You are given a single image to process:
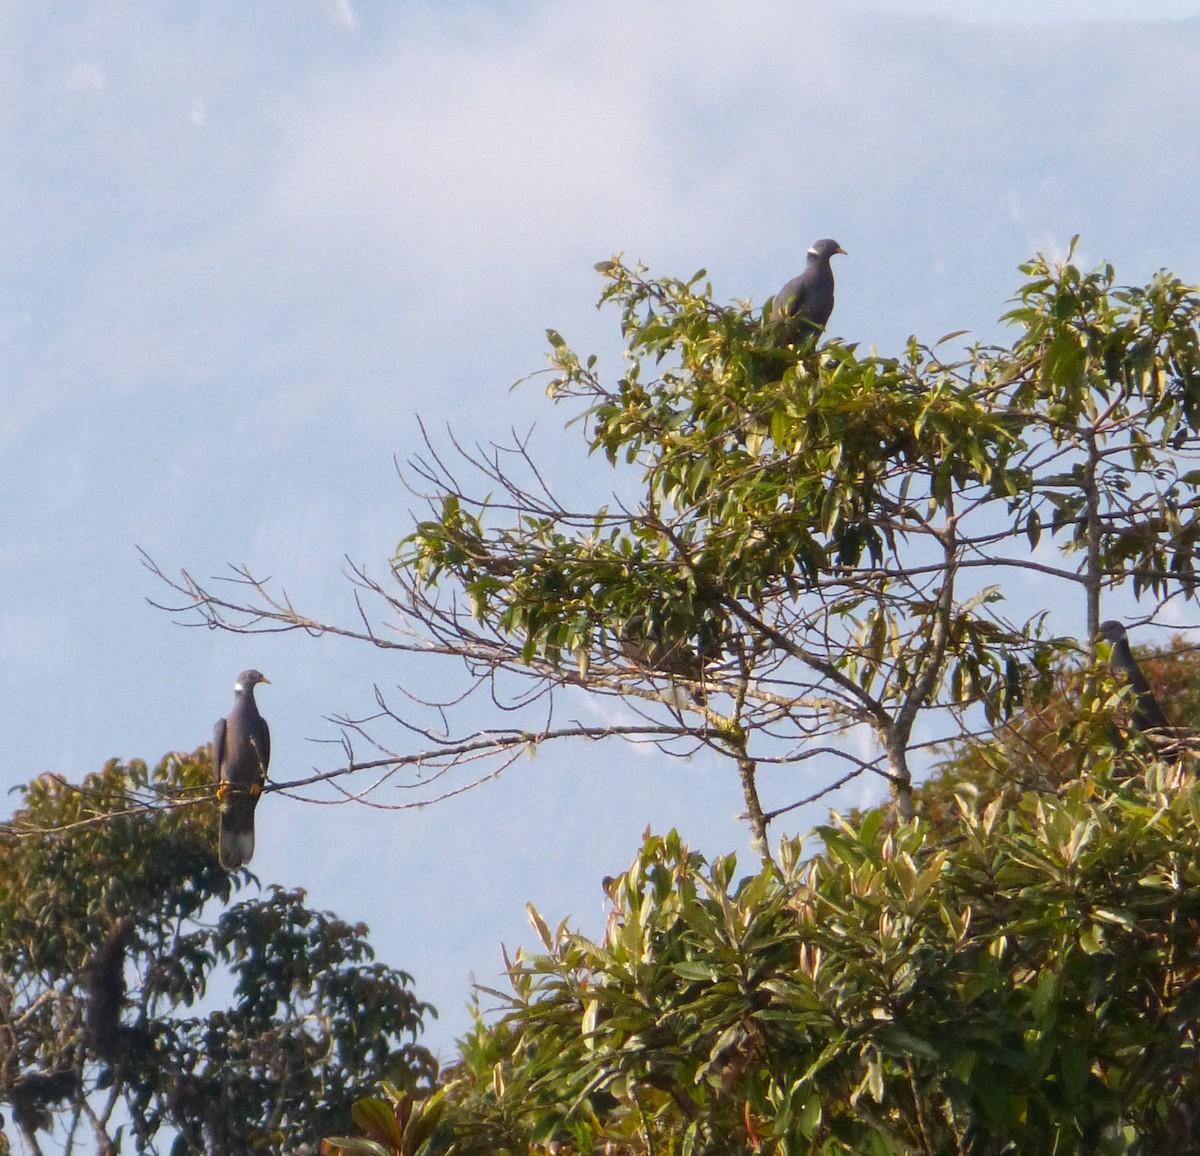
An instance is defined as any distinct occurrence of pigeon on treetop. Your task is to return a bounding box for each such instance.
[212,669,271,870]
[769,238,846,347]
[1096,620,1171,737]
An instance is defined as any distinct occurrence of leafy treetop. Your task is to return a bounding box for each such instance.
[147,244,1200,851]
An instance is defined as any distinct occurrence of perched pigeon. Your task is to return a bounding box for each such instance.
[1097,621,1171,737]
[770,238,846,347]
[617,615,719,704]
[212,670,271,869]
[618,621,707,683]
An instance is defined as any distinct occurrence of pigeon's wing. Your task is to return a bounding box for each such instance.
[1104,630,1173,735]
[1122,659,1171,733]
[212,718,227,785]
[256,717,271,781]
[773,274,810,322]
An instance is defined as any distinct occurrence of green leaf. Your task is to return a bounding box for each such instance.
[323,1139,395,1156]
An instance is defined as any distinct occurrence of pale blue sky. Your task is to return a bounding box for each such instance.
[3,2,1199,1059]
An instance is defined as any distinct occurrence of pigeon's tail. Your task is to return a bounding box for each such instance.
[219,803,257,870]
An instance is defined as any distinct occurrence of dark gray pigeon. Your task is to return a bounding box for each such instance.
[770,238,846,347]
[1097,621,1171,737]
[213,669,271,870]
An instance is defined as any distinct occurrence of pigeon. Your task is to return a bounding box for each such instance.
[617,615,718,704]
[212,670,271,869]
[618,621,708,683]
[1097,621,1171,737]
[769,238,846,347]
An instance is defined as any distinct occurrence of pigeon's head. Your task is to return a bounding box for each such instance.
[234,670,271,692]
[1097,621,1128,646]
[807,238,847,262]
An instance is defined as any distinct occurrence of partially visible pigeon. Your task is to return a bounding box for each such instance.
[770,238,846,347]
[1097,621,1171,737]
[212,670,271,869]
[617,614,721,704]
[618,620,707,683]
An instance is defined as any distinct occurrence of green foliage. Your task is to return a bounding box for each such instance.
[395,775,1200,1155]
[405,259,1026,676]
[0,752,436,1154]
[323,247,1200,1154]
[324,1083,448,1156]
[1001,242,1200,600]
[0,753,230,974]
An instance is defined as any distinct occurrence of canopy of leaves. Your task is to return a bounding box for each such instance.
[367,762,1200,1156]
[0,752,436,1156]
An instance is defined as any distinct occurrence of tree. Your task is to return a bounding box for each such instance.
[380,772,1200,1156]
[146,241,1200,849]
[0,751,436,1155]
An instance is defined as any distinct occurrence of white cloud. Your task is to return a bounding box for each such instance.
[331,0,359,33]
[263,30,663,278]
